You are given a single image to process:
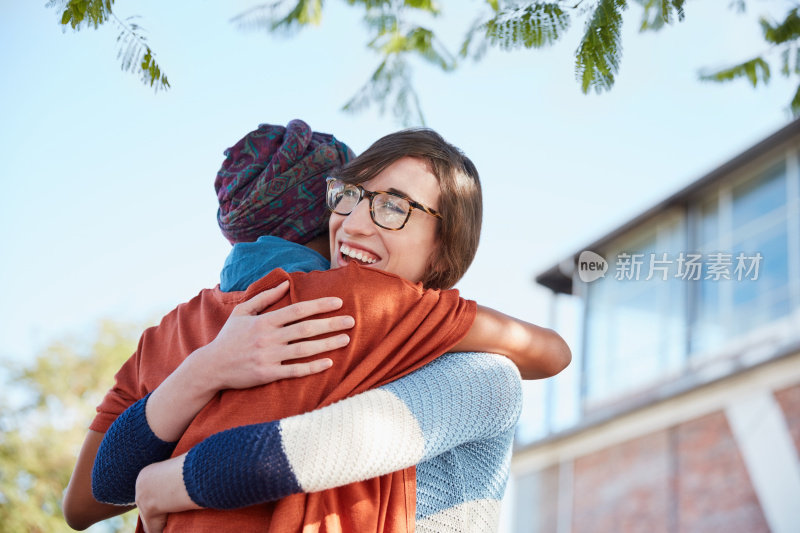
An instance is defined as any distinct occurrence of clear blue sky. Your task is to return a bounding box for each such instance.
[0,0,794,365]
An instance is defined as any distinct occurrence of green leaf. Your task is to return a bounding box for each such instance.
[346,0,393,9]
[575,0,628,94]
[343,55,424,126]
[346,0,438,16]
[57,0,114,30]
[491,3,570,50]
[790,83,800,116]
[760,8,800,45]
[50,0,168,92]
[231,0,324,35]
[364,12,399,34]
[402,0,439,13]
[274,0,324,30]
[461,3,571,59]
[782,47,791,76]
[700,57,771,88]
[795,46,800,74]
[406,26,456,70]
[638,0,685,32]
[459,16,490,60]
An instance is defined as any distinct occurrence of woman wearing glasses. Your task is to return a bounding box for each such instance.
[70,125,570,532]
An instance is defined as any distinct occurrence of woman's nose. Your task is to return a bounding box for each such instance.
[341,198,375,235]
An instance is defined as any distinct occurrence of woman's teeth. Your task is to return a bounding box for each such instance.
[340,243,378,264]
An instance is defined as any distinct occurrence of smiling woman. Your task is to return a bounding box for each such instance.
[329,158,443,282]
[329,128,483,289]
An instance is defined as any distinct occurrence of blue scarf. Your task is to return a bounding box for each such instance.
[220,236,330,292]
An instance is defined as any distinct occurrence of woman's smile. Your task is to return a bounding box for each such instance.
[338,242,380,265]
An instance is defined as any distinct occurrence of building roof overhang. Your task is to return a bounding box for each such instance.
[535,118,800,294]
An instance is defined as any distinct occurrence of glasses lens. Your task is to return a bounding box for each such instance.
[327,179,359,214]
[373,193,411,229]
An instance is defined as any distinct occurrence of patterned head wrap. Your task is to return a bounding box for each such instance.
[215,120,355,244]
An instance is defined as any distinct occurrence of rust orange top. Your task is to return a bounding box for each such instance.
[92,262,476,533]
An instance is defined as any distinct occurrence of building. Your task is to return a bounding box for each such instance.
[510,119,800,533]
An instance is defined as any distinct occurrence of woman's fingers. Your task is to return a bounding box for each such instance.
[260,297,346,327]
[276,358,334,380]
[281,333,352,360]
[208,286,356,388]
[232,281,290,316]
[278,315,355,345]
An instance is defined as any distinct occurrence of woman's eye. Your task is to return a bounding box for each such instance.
[384,199,410,218]
[384,199,404,212]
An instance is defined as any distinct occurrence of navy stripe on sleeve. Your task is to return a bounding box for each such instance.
[182,421,302,509]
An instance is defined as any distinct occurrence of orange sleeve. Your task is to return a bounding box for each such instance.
[89,334,145,433]
[89,288,235,433]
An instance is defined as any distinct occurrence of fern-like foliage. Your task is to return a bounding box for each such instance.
[346,8,456,125]
[48,0,169,92]
[700,57,770,88]
[791,83,800,113]
[637,0,685,32]
[363,11,400,35]
[760,7,800,45]
[231,0,437,34]
[344,55,425,125]
[56,0,114,29]
[345,0,439,13]
[230,0,446,125]
[230,0,324,35]
[700,7,800,115]
[45,0,796,119]
[575,0,627,94]
[461,3,571,59]
[404,27,456,70]
[780,46,800,77]
[114,17,170,91]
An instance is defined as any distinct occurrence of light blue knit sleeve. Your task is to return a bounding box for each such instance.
[257,352,523,494]
[382,352,522,462]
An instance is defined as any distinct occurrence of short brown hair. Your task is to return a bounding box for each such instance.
[333,128,482,289]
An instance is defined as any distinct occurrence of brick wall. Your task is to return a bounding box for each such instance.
[572,430,673,533]
[561,411,771,533]
[674,412,769,533]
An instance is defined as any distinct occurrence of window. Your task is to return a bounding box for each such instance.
[582,213,687,405]
[578,155,799,410]
[691,161,793,358]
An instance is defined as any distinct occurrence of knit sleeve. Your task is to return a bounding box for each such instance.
[90,334,146,433]
[182,352,522,508]
[92,393,178,505]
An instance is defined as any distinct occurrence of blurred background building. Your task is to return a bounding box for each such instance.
[508,119,800,533]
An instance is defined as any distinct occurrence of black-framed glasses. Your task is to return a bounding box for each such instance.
[325,177,442,231]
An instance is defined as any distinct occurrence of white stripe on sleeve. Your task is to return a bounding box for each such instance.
[279,388,425,492]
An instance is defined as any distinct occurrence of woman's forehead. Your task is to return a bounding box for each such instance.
[365,157,440,208]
